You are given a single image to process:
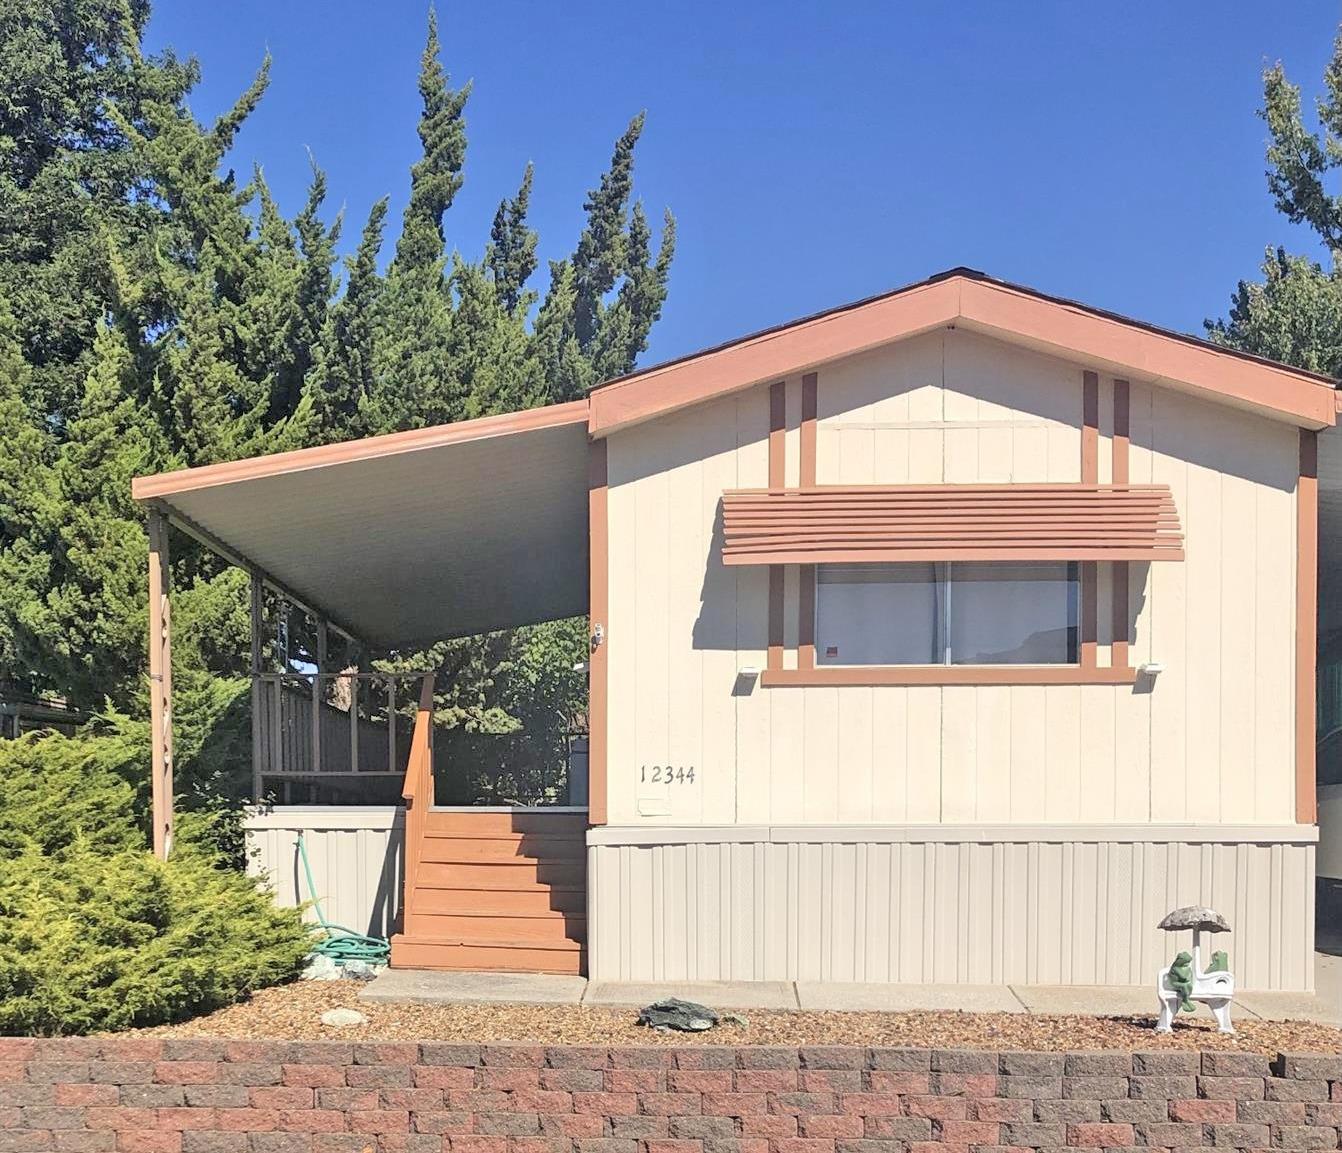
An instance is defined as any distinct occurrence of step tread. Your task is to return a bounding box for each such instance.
[407,911,585,946]
[405,885,579,912]
[411,867,584,894]
[392,933,583,953]
[409,882,586,895]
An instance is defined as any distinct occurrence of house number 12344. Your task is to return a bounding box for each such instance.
[641,765,696,784]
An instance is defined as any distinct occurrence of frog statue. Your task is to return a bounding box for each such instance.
[1165,950,1195,1013]
[1154,906,1235,1034]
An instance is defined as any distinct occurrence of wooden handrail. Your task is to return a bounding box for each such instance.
[400,674,436,926]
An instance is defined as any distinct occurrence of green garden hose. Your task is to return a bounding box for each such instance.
[295,832,390,966]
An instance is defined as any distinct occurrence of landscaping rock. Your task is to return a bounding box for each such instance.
[636,998,718,1032]
[320,1007,368,1027]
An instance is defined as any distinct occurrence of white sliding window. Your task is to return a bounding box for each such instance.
[815,562,1077,666]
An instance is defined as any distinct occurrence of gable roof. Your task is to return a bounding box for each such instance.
[588,268,1339,435]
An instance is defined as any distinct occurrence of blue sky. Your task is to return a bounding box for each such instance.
[144,2,1338,368]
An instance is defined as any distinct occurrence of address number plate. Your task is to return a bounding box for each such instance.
[640,765,696,785]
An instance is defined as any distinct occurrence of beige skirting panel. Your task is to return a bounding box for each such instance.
[586,826,1317,991]
[244,806,404,939]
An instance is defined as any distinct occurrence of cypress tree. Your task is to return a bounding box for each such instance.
[306,197,389,442]
[1211,24,1342,377]
[393,5,469,273]
[0,320,172,707]
[0,0,678,804]
[571,114,644,350]
[367,7,470,432]
[291,159,342,398]
[487,164,539,315]
[0,0,196,429]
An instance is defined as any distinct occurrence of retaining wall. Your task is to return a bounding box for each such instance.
[1,1039,1340,1152]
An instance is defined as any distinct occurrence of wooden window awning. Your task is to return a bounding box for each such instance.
[720,484,1184,565]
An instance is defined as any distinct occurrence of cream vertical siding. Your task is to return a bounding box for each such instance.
[245,806,404,938]
[587,827,1317,991]
[603,328,1302,829]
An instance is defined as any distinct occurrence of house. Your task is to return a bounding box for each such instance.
[132,268,1339,991]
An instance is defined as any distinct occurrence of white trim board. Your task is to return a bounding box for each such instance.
[586,822,1320,847]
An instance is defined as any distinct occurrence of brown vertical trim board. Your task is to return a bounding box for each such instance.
[798,566,817,670]
[1079,562,1098,669]
[1112,379,1131,669]
[588,439,609,826]
[1297,429,1318,825]
[1080,371,1100,668]
[768,568,785,672]
[800,372,818,486]
[147,511,174,860]
[769,380,787,489]
[1081,371,1100,480]
[768,381,787,672]
[1112,378,1130,482]
[798,373,818,668]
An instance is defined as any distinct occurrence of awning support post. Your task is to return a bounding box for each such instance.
[249,574,264,803]
[147,511,174,860]
[312,619,327,775]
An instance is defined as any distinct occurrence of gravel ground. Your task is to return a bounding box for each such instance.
[130,981,1342,1055]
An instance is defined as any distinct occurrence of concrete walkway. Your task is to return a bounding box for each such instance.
[360,950,1342,1025]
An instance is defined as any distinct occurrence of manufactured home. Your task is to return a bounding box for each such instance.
[133,268,1342,991]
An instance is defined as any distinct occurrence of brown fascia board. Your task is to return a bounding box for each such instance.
[586,268,1339,435]
[131,399,590,503]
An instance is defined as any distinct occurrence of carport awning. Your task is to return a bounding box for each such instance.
[132,401,592,649]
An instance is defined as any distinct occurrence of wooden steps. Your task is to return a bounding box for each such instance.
[392,808,587,974]
[390,935,583,974]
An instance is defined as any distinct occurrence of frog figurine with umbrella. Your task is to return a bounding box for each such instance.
[1154,905,1235,1034]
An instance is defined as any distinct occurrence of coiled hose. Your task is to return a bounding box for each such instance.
[296,832,390,966]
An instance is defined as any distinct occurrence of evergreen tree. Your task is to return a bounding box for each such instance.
[306,198,388,442]
[290,159,342,404]
[1210,25,1342,376]
[0,0,676,800]
[365,8,469,432]
[393,6,469,273]
[0,0,196,428]
[531,117,676,402]
[571,114,645,350]
[487,164,538,315]
[0,320,172,706]
[0,296,55,695]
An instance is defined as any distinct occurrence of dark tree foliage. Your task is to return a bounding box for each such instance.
[0,0,674,810]
[1209,23,1342,378]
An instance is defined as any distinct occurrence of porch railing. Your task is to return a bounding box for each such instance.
[400,675,437,906]
[251,670,432,802]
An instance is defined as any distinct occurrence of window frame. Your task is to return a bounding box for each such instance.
[815,560,1079,670]
[762,560,1134,688]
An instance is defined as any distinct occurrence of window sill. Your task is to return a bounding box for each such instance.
[760,665,1138,687]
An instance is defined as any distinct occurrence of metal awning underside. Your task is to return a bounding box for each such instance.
[132,402,591,648]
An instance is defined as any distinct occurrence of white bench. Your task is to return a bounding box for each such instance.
[1155,932,1234,1033]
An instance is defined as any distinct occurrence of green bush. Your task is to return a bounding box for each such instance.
[0,727,312,1035]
